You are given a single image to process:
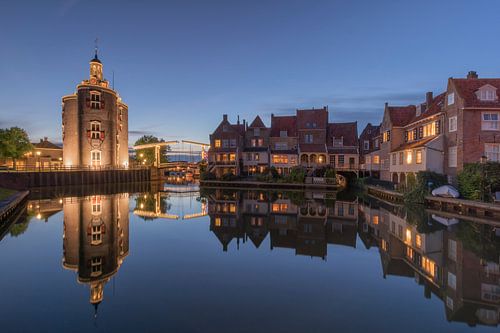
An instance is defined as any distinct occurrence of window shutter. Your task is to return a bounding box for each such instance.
[87,224,92,236]
[100,131,105,140]
[87,130,91,138]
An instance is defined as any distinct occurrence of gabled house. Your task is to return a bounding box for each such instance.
[243,115,270,175]
[443,71,500,181]
[359,123,381,177]
[379,103,416,181]
[269,114,299,175]
[297,107,329,168]
[327,122,359,171]
[389,92,445,184]
[208,114,245,178]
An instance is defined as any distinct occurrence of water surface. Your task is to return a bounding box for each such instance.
[0,185,499,332]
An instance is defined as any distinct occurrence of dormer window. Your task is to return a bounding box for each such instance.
[90,91,101,109]
[363,140,369,151]
[478,87,497,101]
[333,137,343,147]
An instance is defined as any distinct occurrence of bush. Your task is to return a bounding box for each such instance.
[221,172,238,181]
[457,162,500,202]
[403,171,447,204]
[283,166,306,184]
[200,171,216,180]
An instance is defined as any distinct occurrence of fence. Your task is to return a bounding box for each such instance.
[0,165,149,173]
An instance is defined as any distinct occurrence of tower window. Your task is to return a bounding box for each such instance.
[90,257,103,277]
[91,150,101,166]
[91,224,103,245]
[90,91,101,109]
[90,121,101,139]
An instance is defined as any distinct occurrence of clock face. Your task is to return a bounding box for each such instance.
[90,77,97,84]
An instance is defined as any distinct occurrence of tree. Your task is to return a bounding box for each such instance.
[134,135,169,166]
[0,127,33,168]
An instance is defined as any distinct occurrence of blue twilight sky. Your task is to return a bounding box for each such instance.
[1,0,500,145]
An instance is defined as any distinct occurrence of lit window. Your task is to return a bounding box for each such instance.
[447,93,455,106]
[214,140,221,148]
[91,224,103,245]
[405,229,412,244]
[416,150,422,164]
[448,146,457,167]
[272,203,288,212]
[91,196,101,214]
[90,91,101,109]
[383,131,391,142]
[91,150,101,166]
[229,153,236,161]
[449,116,457,132]
[406,150,412,164]
[423,122,436,137]
[90,121,101,139]
[406,246,414,259]
[372,215,379,225]
[416,234,422,249]
[318,155,325,164]
[485,143,500,162]
[272,155,288,164]
[482,112,499,130]
[421,257,436,278]
[373,155,380,164]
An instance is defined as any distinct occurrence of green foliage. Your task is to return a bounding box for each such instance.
[282,166,306,184]
[134,193,170,221]
[458,162,500,202]
[0,127,33,167]
[9,220,30,237]
[403,171,447,204]
[200,170,216,180]
[221,172,238,181]
[324,167,336,179]
[134,135,169,165]
[256,167,280,182]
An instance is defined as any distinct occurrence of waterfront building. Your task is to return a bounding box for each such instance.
[269,114,299,175]
[443,71,500,181]
[379,103,416,181]
[327,122,359,173]
[358,123,381,178]
[62,51,129,168]
[208,114,245,178]
[243,116,270,175]
[297,107,329,168]
[389,92,445,184]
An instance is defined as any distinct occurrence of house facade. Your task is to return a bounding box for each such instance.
[243,116,270,175]
[269,114,299,175]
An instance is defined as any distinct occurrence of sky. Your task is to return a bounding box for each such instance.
[1,0,500,145]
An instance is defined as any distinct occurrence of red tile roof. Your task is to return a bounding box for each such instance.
[359,123,380,141]
[409,92,445,124]
[387,105,416,127]
[231,124,245,136]
[328,122,358,147]
[33,139,62,150]
[296,108,328,129]
[271,115,297,137]
[249,115,266,128]
[451,78,500,108]
[299,143,327,153]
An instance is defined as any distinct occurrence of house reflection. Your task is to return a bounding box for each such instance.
[358,198,500,327]
[206,189,359,259]
[62,194,129,314]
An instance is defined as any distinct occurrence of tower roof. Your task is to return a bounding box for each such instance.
[90,50,101,64]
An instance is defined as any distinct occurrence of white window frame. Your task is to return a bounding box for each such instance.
[485,143,500,162]
[448,116,457,132]
[305,134,313,143]
[448,272,457,290]
[279,130,288,138]
[447,92,455,106]
[90,91,101,109]
[91,224,103,245]
[90,121,101,139]
[448,146,457,168]
[479,89,496,101]
[91,150,102,166]
[481,112,499,131]
[91,257,103,277]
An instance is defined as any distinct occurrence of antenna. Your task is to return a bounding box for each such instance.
[112,70,115,90]
[94,37,99,57]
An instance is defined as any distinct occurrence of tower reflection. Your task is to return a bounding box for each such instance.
[62,193,129,314]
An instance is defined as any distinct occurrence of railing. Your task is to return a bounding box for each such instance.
[0,165,150,173]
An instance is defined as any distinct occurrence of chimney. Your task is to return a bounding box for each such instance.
[223,114,228,121]
[426,91,433,106]
[243,119,246,131]
[237,115,240,125]
[467,71,478,79]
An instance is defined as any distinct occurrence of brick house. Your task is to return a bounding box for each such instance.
[243,116,270,175]
[327,122,359,172]
[269,114,298,175]
[208,114,245,178]
[379,103,416,181]
[389,92,445,184]
[359,123,381,177]
[297,107,329,168]
[443,71,500,181]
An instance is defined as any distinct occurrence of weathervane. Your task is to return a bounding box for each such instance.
[94,37,99,57]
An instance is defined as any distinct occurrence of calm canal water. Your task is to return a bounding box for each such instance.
[0,184,499,332]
